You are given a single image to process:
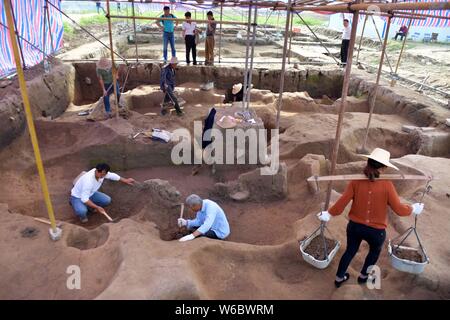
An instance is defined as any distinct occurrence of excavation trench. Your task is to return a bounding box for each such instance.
[1,62,449,248]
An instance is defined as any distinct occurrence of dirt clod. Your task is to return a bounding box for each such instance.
[393,248,425,263]
[20,227,39,238]
[303,235,337,260]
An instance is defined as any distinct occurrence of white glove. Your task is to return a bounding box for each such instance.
[411,203,424,215]
[178,218,188,227]
[179,234,195,242]
[317,211,331,222]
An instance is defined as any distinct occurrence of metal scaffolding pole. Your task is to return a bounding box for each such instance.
[42,0,47,60]
[360,15,393,154]
[219,1,224,63]
[370,15,394,74]
[288,12,293,64]
[108,14,249,26]
[132,0,139,63]
[0,21,48,57]
[292,2,450,12]
[323,6,361,210]
[356,14,368,65]
[295,12,339,65]
[390,17,414,87]
[45,0,54,54]
[9,0,26,68]
[275,0,293,129]
[106,0,120,120]
[245,1,259,109]
[243,5,252,107]
[46,0,126,62]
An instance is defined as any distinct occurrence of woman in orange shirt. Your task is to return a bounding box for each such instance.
[317,148,424,288]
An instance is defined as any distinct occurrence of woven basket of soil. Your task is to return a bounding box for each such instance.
[388,241,429,274]
[300,226,340,269]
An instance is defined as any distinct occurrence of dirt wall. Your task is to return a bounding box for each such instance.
[74,62,344,103]
[0,63,75,151]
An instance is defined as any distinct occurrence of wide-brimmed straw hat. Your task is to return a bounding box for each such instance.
[216,115,237,129]
[232,83,243,95]
[96,57,112,70]
[362,148,399,170]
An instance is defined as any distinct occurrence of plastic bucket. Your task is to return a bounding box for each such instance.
[388,241,429,274]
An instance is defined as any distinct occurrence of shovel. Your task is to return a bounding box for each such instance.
[99,210,119,223]
[34,217,63,228]
[178,203,185,228]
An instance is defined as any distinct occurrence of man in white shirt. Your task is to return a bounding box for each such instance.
[70,163,135,223]
[341,18,351,65]
[182,11,198,65]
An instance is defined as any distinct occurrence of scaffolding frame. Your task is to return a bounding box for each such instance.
[4,0,450,237]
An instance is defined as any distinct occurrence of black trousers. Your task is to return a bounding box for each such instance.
[203,230,219,239]
[394,32,406,41]
[163,87,182,113]
[340,39,350,63]
[185,35,197,65]
[336,221,386,278]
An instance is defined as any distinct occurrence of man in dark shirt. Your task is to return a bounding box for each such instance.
[205,11,217,66]
[394,25,408,41]
[160,57,183,116]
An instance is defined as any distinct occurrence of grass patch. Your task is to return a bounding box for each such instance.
[63,21,75,36]
[79,14,108,27]
[387,41,416,52]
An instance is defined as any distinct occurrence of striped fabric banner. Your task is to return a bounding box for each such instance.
[0,0,63,78]
[390,0,449,27]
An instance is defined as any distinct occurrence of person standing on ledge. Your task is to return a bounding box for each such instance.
[340,16,351,66]
[178,194,230,242]
[156,6,178,64]
[182,11,198,65]
[205,11,217,66]
[317,148,424,288]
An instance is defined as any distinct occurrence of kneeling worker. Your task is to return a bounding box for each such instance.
[223,83,244,104]
[178,194,230,241]
[70,163,136,223]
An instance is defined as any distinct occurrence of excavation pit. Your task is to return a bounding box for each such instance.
[1,59,449,300]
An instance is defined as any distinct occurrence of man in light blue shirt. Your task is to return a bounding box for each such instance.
[156,6,178,63]
[178,194,230,241]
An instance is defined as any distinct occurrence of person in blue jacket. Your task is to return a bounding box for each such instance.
[178,194,230,242]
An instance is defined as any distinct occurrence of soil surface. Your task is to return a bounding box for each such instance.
[393,247,425,263]
[304,235,337,260]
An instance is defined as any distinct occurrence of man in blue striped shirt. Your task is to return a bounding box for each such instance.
[178,194,230,241]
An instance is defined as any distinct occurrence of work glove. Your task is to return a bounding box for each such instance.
[178,218,188,228]
[411,203,424,215]
[179,234,195,242]
[317,211,331,222]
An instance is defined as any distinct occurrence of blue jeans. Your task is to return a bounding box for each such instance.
[103,82,120,113]
[163,32,176,62]
[70,192,111,219]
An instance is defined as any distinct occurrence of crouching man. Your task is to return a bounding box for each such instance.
[178,194,230,241]
[70,163,136,223]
